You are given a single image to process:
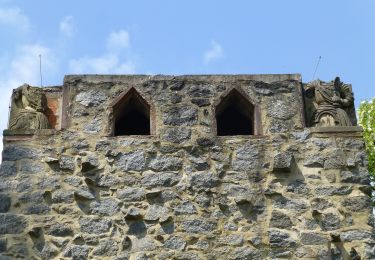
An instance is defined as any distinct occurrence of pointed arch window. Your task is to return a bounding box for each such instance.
[110,88,153,136]
[215,88,257,136]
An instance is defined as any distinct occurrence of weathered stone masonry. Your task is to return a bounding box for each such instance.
[0,74,374,259]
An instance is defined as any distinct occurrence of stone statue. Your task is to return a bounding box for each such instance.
[9,84,51,130]
[305,77,354,127]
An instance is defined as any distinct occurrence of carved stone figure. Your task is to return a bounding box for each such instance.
[305,77,354,127]
[9,84,51,130]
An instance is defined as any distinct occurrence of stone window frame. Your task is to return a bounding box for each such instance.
[105,87,156,136]
[213,86,262,136]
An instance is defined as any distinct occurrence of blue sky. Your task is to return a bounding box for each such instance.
[0,0,374,157]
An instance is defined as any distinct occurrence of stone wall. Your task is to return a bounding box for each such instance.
[0,75,373,259]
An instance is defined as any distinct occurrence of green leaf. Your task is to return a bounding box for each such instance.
[358,97,375,204]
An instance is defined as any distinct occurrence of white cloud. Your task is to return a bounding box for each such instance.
[0,7,30,31]
[6,44,57,87]
[69,54,135,74]
[106,30,130,52]
[69,55,117,74]
[203,40,224,64]
[59,16,76,37]
[113,61,135,74]
[0,43,58,106]
[69,30,135,74]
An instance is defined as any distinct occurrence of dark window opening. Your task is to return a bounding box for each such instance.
[114,89,150,136]
[216,89,254,136]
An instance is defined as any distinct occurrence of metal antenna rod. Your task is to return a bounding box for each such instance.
[39,54,43,87]
[7,91,12,129]
[312,56,322,81]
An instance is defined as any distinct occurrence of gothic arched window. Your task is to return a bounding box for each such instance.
[112,88,151,136]
[215,88,255,136]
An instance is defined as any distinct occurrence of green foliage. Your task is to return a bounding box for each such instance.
[358,98,375,204]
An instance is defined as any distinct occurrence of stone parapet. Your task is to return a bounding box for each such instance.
[0,74,373,259]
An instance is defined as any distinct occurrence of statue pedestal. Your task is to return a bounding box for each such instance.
[309,126,363,138]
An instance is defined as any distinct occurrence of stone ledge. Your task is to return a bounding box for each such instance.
[308,126,363,138]
[3,129,57,136]
[63,74,302,84]
[217,135,269,140]
[309,126,363,133]
[103,135,158,139]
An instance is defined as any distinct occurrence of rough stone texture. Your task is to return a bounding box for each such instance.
[59,155,75,171]
[2,145,40,161]
[144,204,169,221]
[46,224,73,237]
[89,198,120,216]
[141,171,181,188]
[116,151,146,171]
[0,74,373,259]
[270,210,293,229]
[230,247,261,259]
[162,106,197,126]
[188,171,219,190]
[83,116,102,133]
[63,245,89,259]
[0,214,26,234]
[300,232,329,245]
[0,195,11,213]
[117,187,145,201]
[162,127,191,143]
[267,99,296,120]
[341,230,374,242]
[174,200,197,215]
[79,217,111,234]
[19,160,44,175]
[149,155,183,172]
[181,219,216,234]
[232,142,259,171]
[0,238,6,253]
[0,161,16,177]
[92,239,118,256]
[342,196,372,212]
[321,213,341,231]
[269,229,297,247]
[163,236,186,250]
[315,185,353,196]
[75,90,107,107]
[340,170,370,185]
